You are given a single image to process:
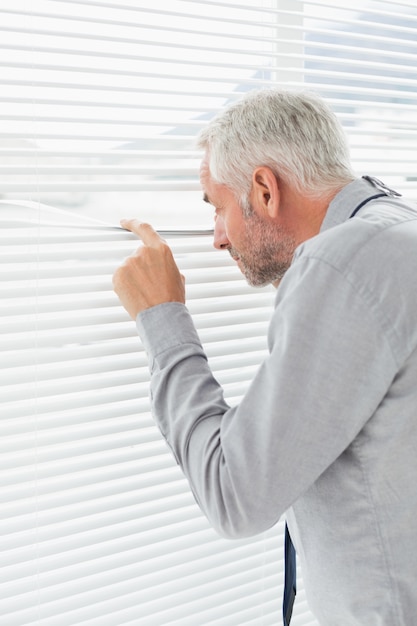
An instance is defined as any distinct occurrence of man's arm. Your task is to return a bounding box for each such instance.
[113,223,398,539]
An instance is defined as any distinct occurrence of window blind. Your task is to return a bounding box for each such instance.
[1,1,417,624]
[2,0,415,227]
[0,200,316,625]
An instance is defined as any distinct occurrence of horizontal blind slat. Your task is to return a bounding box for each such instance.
[1,4,278,33]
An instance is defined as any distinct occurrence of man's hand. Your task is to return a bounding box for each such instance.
[112,219,186,320]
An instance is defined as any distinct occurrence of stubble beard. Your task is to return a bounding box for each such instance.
[229,202,296,287]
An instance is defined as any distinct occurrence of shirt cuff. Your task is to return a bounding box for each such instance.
[136,302,202,359]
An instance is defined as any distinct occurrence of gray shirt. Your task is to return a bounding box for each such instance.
[136,178,417,625]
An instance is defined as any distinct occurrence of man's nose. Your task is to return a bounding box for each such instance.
[213,216,230,250]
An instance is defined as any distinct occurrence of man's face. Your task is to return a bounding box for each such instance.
[200,159,296,287]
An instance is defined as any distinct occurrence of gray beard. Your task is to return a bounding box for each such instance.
[230,203,296,287]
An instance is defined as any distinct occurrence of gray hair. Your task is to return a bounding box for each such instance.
[197,88,355,202]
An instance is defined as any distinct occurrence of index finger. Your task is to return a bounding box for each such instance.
[120,219,166,247]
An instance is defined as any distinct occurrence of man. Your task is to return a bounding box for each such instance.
[113,89,417,625]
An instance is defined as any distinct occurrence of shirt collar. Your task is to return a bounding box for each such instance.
[320,177,379,233]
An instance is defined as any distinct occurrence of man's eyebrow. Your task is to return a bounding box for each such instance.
[203,193,211,204]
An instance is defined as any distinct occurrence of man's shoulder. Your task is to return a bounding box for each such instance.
[295,197,417,275]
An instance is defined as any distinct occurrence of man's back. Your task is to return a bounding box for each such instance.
[285,185,417,625]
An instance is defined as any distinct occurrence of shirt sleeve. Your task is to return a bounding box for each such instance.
[136,255,398,539]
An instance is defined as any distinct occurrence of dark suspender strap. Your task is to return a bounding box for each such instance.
[283,524,296,626]
[348,193,387,219]
[349,176,402,219]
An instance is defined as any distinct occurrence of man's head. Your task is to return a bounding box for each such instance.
[198,88,355,286]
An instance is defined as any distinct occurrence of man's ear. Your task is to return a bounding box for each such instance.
[250,167,280,218]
